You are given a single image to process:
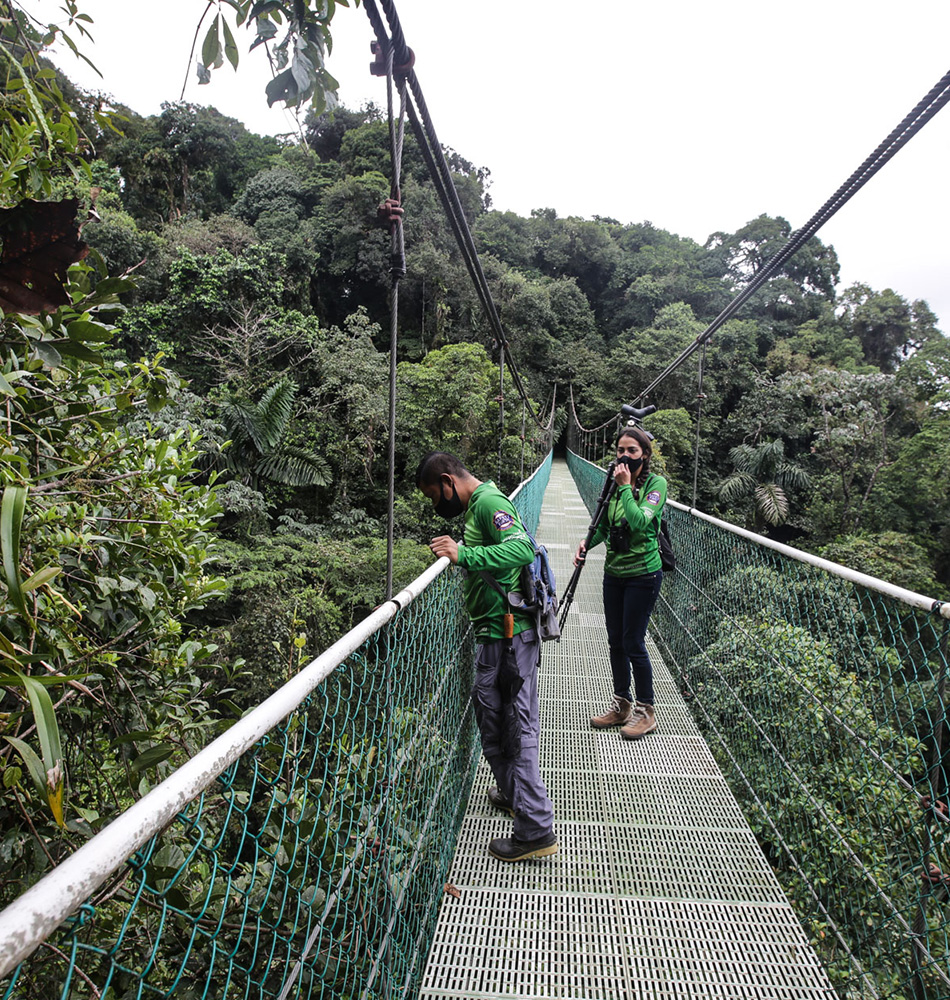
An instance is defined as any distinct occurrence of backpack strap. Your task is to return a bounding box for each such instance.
[478,570,508,599]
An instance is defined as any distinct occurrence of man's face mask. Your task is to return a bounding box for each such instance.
[435,479,464,520]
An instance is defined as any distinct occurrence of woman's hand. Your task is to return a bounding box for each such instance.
[613,462,632,487]
[573,542,587,567]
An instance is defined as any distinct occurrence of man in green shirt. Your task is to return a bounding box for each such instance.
[416,452,557,862]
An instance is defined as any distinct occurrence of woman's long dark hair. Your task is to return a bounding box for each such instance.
[616,424,653,490]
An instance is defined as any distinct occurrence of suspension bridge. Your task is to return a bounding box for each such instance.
[2,451,949,998]
[2,0,949,995]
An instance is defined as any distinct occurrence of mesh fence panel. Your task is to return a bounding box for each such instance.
[568,449,950,999]
[0,459,551,1000]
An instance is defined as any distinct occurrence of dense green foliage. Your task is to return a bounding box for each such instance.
[1,0,948,974]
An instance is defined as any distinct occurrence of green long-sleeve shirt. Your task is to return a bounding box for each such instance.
[456,481,535,641]
[589,472,667,577]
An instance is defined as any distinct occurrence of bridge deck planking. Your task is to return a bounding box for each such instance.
[419,460,834,999]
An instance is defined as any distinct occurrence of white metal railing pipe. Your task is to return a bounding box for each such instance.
[0,557,451,981]
[665,498,950,619]
[567,450,950,619]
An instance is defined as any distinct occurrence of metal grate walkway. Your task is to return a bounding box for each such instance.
[419,460,835,999]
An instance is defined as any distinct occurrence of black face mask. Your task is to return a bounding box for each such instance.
[618,455,643,472]
[435,480,465,520]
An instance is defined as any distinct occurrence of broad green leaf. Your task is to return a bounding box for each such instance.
[9,672,66,828]
[202,16,223,70]
[250,16,278,51]
[53,341,102,363]
[150,844,185,870]
[1,486,29,618]
[0,672,86,685]
[250,2,282,18]
[130,744,177,774]
[89,276,136,296]
[22,565,61,592]
[2,736,45,797]
[18,669,63,778]
[221,17,239,70]
[0,372,16,397]
[67,320,112,343]
[265,68,297,107]
[33,342,63,369]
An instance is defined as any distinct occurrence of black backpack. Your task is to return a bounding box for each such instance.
[658,517,676,573]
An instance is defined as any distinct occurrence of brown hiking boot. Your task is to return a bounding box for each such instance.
[620,702,656,740]
[590,696,633,729]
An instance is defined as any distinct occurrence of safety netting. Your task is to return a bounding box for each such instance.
[0,458,551,1000]
[568,449,950,998]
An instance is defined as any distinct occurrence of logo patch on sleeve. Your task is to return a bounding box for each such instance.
[646,490,662,506]
[492,510,516,530]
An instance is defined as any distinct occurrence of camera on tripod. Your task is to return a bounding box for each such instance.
[620,403,656,423]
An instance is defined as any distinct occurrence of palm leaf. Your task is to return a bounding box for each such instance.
[718,472,755,503]
[253,378,297,452]
[754,483,789,526]
[220,398,257,446]
[256,445,330,487]
[727,444,757,473]
[777,462,811,490]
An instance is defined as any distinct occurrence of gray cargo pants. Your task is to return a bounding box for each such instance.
[472,628,555,841]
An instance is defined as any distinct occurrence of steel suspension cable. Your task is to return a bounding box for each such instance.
[635,68,950,404]
[691,341,707,507]
[368,0,550,436]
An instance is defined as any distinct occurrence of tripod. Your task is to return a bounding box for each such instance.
[558,403,656,632]
[557,460,618,630]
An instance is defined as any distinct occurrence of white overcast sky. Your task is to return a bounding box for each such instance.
[23,0,950,332]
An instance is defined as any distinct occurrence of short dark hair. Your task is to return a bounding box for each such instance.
[415,451,468,487]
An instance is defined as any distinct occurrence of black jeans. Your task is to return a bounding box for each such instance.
[602,570,663,705]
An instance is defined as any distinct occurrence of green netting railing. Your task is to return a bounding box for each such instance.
[568,449,950,999]
[0,456,552,1000]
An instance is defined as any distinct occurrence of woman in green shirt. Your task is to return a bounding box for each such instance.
[574,425,667,739]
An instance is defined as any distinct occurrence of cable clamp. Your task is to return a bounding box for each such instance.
[377,195,404,229]
[920,794,950,822]
[370,39,415,76]
[921,862,950,900]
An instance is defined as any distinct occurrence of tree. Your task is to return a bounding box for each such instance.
[718,439,810,528]
[840,282,936,372]
[218,377,330,488]
[0,10,230,894]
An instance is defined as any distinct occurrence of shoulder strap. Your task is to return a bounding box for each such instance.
[478,569,507,597]
[477,527,538,599]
